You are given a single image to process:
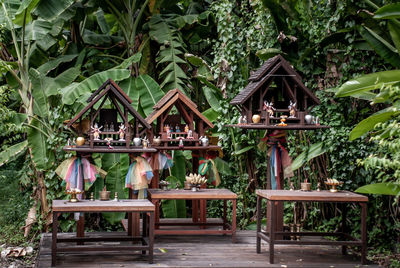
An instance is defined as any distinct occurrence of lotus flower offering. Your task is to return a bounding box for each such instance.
[65,188,84,202]
[325,178,344,193]
[185,173,207,192]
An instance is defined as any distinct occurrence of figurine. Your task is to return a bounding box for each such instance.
[317,182,321,192]
[175,125,181,132]
[91,123,103,140]
[114,192,118,201]
[288,101,297,118]
[90,192,94,201]
[67,138,72,147]
[184,125,189,133]
[104,137,113,149]
[104,122,109,132]
[278,115,288,126]
[187,130,194,139]
[142,136,149,148]
[238,115,243,125]
[263,101,276,117]
[118,123,126,141]
[290,182,294,191]
[178,137,184,149]
[241,116,247,124]
[166,125,172,139]
[110,122,115,132]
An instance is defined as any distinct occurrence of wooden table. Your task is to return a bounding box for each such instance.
[256,190,368,264]
[148,189,237,242]
[52,199,155,267]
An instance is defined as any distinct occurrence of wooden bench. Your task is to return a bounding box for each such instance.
[52,199,155,267]
[256,190,368,264]
[148,188,237,242]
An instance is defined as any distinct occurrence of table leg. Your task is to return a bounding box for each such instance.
[77,215,84,245]
[149,211,155,264]
[152,199,160,230]
[361,202,367,265]
[341,203,347,255]
[128,212,132,236]
[269,200,276,264]
[142,212,147,254]
[200,200,206,229]
[232,199,237,243]
[256,196,261,254]
[51,212,58,267]
[223,200,227,231]
[192,200,199,223]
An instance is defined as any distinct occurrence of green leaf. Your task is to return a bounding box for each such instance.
[14,0,39,25]
[161,177,186,218]
[115,53,142,69]
[202,108,220,122]
[355,182,400,196]
[171,150,186,183]
[203,86,221,111]
[233,146,254,155]
[0,141,28,167]
[96,8,110,34]
[349,109,399,140]
[102,154,129,224]
[119,77,139,111]
[32,0,74,21]
[27,118,55,170]
[256,48,283,61]
[61,69,130,105]
[388,21,400,54]
[214,157,232,176]
[374,3,400,19]
[336,70,400,97]
[185,53,209,67]
[359,26,400,68]
[136,74,164,117]
[37,54,78,74]
[292,142,326,171]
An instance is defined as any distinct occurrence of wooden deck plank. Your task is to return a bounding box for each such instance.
[37,230,376,268]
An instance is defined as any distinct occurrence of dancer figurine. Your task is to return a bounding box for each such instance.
[175,125,181,132]
[91,123,103,140]
[187,130,194,139]
[118,123,126,141]
[263,101,276,117]
[104,137,113,149]
[184,125,189,133]
[166,125,172,139]
[288,101,297,118]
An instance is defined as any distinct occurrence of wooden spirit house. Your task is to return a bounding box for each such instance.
[65,79,156,153]
[229,55,328,130]
[145,89,219,150]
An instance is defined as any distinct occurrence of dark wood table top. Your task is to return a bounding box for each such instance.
[256,190,368,202]
[53,199,155,212]
[63,145,157,153]
[148,189,237,200]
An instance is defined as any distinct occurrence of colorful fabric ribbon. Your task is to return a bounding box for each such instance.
[125,156,154,198]
[142,152,173,170]
[198,153,221,186]
[56,156,106,191]
[261,130,294,189]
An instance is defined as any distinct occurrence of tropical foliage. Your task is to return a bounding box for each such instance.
[0,0,399,265]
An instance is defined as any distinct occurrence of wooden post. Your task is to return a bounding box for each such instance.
[266,154,284,240]
[128,153,140,237]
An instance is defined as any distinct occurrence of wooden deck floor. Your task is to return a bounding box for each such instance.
[37,227,376,268]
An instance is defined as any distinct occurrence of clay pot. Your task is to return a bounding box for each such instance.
[252,114,261,124]
[133,137,142,146]
[153,138,161,146]
[76,137,85,146]
[301,182,311,191]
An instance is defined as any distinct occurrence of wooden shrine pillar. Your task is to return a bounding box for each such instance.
[128,153,140,237]
[192,151,199,223]
[266,154,284,240]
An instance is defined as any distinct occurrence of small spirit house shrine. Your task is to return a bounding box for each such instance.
[146,89,218,150]
[230,55,327,129]
[65,79,155,153]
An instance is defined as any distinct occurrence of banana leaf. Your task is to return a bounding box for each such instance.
[0,140,28,167]
[356,182,400,196]
[292,142,326,171]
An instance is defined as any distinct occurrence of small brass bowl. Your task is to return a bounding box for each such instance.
[65,189,83,202]
[325,181,343,193]
[99,190,111,200]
